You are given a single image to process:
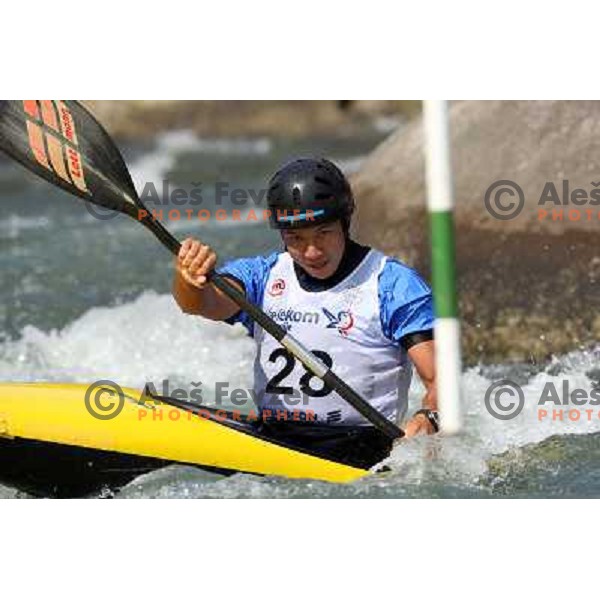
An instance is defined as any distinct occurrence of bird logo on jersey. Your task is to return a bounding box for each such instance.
[322,308,354,336]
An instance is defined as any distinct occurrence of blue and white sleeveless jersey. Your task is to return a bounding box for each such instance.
[217,249,433,426]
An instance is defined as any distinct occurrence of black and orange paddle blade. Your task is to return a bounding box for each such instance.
[0,100,139,217]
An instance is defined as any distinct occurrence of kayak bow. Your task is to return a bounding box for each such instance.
[0,382,367,497]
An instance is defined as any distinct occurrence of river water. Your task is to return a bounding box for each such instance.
[1,122,599,498]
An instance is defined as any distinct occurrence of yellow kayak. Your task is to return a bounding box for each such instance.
[0,382,367,496]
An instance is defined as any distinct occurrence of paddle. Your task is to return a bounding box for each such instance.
[0,100,403,440]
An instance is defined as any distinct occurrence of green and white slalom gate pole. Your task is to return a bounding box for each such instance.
[423,100,462,434]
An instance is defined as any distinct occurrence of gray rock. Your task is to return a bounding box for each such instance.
[353,101,600,364]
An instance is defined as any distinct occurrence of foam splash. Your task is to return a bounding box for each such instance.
[2,293,600,497]
[0,215,52,239]
[0,484,24,499]
[0,291,255,394]
[129,130,272,191]
[382,349,600,490]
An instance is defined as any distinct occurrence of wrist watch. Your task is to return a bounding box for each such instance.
[413,409,440,433]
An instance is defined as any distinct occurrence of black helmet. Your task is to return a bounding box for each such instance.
[266,158,355,231]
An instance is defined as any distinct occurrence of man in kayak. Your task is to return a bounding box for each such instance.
[173,158,437,469]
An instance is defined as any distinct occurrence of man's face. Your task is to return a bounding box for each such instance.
[281,220,346,279]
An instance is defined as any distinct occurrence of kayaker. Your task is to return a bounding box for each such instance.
[173,158,438,469]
